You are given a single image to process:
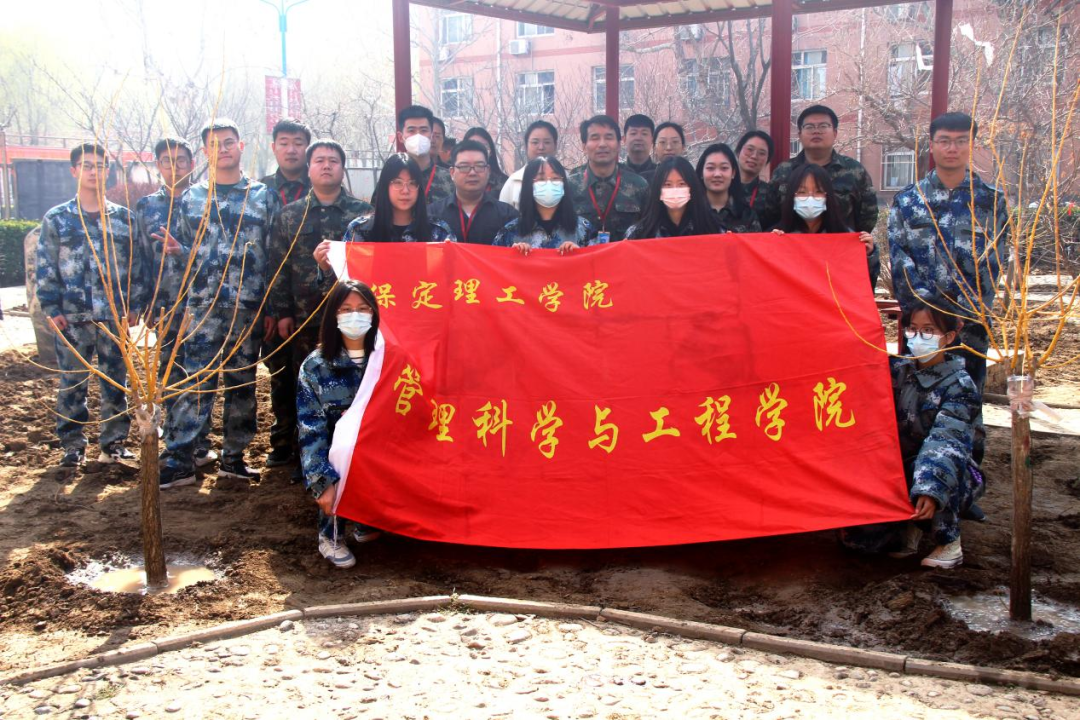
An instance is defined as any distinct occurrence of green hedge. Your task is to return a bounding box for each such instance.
[0,220,39,287]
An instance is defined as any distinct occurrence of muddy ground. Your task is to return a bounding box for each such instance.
[0,331,1077,680]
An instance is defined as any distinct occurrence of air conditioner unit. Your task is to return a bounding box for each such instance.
[509,39,531,55]
[676,24,703,41]
[437,46,452,63]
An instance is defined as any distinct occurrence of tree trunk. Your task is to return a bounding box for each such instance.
[137,407,167,588]
[1009,410,1033,621]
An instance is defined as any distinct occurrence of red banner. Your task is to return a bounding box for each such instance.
[264,76,282,134]
[286,78,303,119]
[328,234,911,549]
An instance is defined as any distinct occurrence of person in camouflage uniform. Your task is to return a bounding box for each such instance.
[297,280,383,569]
[622,114,657,178]
[37,143,145,467]
[159,119,281,488]
[759,105,879,235]
[337,154,455,244]
[265,140,373,470]
[696,143,762,234]
[840,303,984,569]
[493,156,596,251]
[567,115,649,243]
[136,137,215,466]
[396,105,455,207]
[260,119,312,206]
[888,113,1009,395]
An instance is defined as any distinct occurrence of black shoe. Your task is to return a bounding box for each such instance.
[290,466,304,484]
[60,448,85,468]
[159,466,196,489]
[98,443,136,464]
[961,502,988,523]
[264,447,294,467]
[219,461,261,482]
[194,447,219,468]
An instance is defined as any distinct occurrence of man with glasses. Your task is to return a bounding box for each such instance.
[760,105,879,237]
[431,139,518,244]
[889,112,1009,395]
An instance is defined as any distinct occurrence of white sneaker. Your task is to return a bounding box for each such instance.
[318,533,356,569]
[351,526,382,544]
[921,538,963,569]
[195,448,218,468]
[888,524,924,559]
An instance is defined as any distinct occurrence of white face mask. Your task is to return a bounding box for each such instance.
[532,180,565,208]
[794,196,827,220]
[337,311,372,340]
[908,334,941,358]
[404,133,431,157]
[660,187,691,209]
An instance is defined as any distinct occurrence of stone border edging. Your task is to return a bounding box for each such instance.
[2,594,1077,697]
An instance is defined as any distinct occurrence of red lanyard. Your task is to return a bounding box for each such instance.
[587,168,621,229]
[748,184,759,207]
[457,202,479,244]
[424,164,437,198]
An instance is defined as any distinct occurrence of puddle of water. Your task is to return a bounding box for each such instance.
[945,588,1080,640]
[70,558,217,595]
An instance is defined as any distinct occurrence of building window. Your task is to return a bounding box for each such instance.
[441,77,472,119]
[1018,25,1069,82]
[792,50,827,100]
[440,12,472,44]
[882,148,917,190]
[679,57,731,105]
[888,41,933,98]
[790,138,803,157]
[592,65,635,112]
[517,71,556,115]
[516,22,554,37]
[881,2,931,24]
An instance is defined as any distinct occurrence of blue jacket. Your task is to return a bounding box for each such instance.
[297,347,366,499]
[341,215,456,243]
[492,216,596,249]
[36,198,145,323]
[135,187,186,313]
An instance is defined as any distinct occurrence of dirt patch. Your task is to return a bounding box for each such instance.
[0,345,1078,678]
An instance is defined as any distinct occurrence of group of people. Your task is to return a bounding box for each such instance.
[36,100,1007,570]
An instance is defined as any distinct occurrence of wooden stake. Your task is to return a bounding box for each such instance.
[1009,410,1033,621]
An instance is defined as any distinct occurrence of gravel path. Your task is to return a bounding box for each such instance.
[3,611,1078,719]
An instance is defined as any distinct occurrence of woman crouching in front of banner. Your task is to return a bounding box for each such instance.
[297,280,383,569]
[770,163,879,288]
[840,301,984,569]
[341,153,457,243]
[493,156,594,255]
[623,157,720,240]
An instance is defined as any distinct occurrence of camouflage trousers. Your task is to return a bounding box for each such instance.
[155,308,212,454]
[263,323,319,456]
[54,322,130,451]
[161,306,261,472]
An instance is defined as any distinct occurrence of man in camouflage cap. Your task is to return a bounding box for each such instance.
[37,143,146,468]
[265,139,372,472]
[567,114,649,243]
[760,105,880,242]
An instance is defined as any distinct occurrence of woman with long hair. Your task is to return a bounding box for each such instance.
[623,157,720,239]
[493,156,593,254]
[695,143,761,233]
[342,154,456,243]
[463,127,510,197]
[771,163,879,286]
[297,280,384,569]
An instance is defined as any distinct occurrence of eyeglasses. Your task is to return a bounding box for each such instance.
[453,163,489,174]
[903,327,943,341]
[159,158,191,169]
[793,191,827,199]
[389,179,419,191]
[801,123,834,132]
[932,138,971,149]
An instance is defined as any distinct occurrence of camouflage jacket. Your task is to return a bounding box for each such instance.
[493,216,597,249]
[712,201,762,234]
[135,187,186,314]
[269,188,373,320]
[260,168,312,206]
[419,162,456,208]
[891,355,983,508]
[742,177,765,211]
[36,198,145,323]
[175,175,281,311]
[567,163,649,242]
[624,215,713,240]
[297,347,366,498]
[760,150,879,234]
[341,215,456,243]
[888,170,1008,317]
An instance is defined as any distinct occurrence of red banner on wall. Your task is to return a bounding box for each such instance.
[328,234,911,549]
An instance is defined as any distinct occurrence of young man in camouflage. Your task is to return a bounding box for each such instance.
[397,105,454,207]
[159,119,281,488]
[265,140,373,472]
[888,112,1009,395]
[760,105,880,240]
[135,137,215,467]
[260,119,312,205]
[567,115,649,243]
[37,143,145,467]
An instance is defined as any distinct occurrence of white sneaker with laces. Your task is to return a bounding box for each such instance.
[921,538,963,569]
[351,526,382,544]
[195,448,218,468]
[318,533,356,569]
[888,524,924,559]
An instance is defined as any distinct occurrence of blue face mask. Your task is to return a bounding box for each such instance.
[908,334,941,358]
[533,180,565,208]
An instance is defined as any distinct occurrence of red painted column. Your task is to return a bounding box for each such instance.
[605,9,620,120]
[392,0,412,151]
[769,0,794,169]
[929,0,953,168]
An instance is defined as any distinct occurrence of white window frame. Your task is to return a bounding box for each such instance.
[679,57,730,104]
[439,12,472,44]
[887,41,933,98]
[882,147,917,190]
[792,49,827,100]
[516,22,554,38]
[440,77,472,120]
[517,70,556,116]
[592,65,635,112]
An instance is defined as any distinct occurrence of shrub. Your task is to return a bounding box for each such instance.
[0,220,39,286]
